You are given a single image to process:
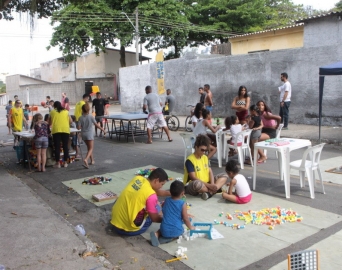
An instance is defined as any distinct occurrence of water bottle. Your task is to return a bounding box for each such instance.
[75,224,86,236]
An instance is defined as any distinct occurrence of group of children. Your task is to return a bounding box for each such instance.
[10,102,105,171]
[150,159,252,247]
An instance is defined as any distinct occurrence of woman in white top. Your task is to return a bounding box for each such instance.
[222,160,252,204]
[193,109,221,159]
[191,103,204,128]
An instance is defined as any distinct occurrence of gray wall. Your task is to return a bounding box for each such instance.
[6,77,116,106]
[120,44,342,126]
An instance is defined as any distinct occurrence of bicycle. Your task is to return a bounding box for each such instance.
[184,105,195,132]
[151,110,180,132]
[164,113,180,131]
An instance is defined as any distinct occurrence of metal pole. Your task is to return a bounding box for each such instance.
[135,8,139,65]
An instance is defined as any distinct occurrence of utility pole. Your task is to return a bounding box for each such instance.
[135,8,139,65]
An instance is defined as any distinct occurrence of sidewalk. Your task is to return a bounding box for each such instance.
[0,166,111,270]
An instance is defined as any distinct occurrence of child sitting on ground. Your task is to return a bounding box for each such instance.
[150,181,195,247]
[245,105,263,165]
[225,115,244,157]
[222,160,252,204]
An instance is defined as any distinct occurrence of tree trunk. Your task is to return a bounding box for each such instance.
[119,45,126,67]
[173,41,180,58]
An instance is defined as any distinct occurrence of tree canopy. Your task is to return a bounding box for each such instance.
[2,0,328,62]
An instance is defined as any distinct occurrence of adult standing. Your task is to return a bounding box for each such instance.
[256,100,281,163]
[164,89,176,115]
[183,135,228,200]
[9,100,27,133]
[231,85,250,125]
[49,101,72,168]
[203,84,213,113]
[278,72,291,130]
[61,92,70,111]
[199,87,206,104]
[92,92,105,137]
[110,168,170,236]
[143,86,172,144]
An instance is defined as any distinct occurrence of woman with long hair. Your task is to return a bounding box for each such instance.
[231,85,250,125]
[191,103,204,128]
[193,109,220,159]
[256,100,281,163]
[49,101,72,168]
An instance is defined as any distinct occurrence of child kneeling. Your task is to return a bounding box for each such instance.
[222,160,252,204]
[150,181,194,247]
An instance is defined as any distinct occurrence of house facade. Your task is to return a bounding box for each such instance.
[6,48,150,105]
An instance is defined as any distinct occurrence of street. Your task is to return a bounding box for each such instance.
[0,104,341,270]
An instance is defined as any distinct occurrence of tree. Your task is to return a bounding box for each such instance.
[48,1,116,61]
[334,0,342,11]
[48,0,192,63]
[186,0,269,45]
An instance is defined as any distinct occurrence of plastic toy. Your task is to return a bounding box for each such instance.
[82,176,112,185]
[190,223,213,240]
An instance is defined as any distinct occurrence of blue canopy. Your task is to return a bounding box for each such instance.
[318,61,342,141]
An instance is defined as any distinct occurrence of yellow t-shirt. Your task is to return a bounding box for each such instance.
[50,109,70,134]
[111,176,155,232]
[75,100,85,121]
[183,153,210,184]
[10,107,23,132]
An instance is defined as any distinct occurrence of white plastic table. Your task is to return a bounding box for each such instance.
[253,138,312,199]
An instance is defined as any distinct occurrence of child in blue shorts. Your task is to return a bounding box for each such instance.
[150,181,195,247]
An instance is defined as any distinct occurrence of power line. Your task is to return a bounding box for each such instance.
[50,13,243,36]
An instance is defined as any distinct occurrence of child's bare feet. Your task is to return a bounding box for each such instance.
[82,160,89,169]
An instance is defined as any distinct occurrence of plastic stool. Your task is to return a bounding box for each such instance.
[288,249,319,270]
[189,222,213,240]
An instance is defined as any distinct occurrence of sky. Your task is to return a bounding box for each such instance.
[0,0,339,77]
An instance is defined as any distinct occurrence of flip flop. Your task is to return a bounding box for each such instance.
[82,164,89,169]
[145,141,152,144]
[150,231,160,247]
[168,139,173,142]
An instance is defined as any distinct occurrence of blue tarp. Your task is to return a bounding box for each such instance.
[318,61,342,141]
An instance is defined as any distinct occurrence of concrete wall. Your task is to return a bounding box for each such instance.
[231,25,304,55]
[120,44,342,126]
[5,77,116,106]
[40,59,75,83]
[303,15,342,48]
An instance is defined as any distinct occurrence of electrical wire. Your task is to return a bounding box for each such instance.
[50,13,243,36]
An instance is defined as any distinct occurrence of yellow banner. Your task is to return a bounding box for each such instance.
[156,50,165,95]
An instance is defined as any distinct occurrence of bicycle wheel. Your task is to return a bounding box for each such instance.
[184,116,193,132]
[167,115,180,131]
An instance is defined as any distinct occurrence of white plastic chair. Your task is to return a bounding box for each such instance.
[224,129,253,169]
[179,133,196,163]
[264,123,284,158]
[289,143,325,199]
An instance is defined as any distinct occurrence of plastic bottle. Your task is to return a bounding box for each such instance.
[75,224,86,236]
